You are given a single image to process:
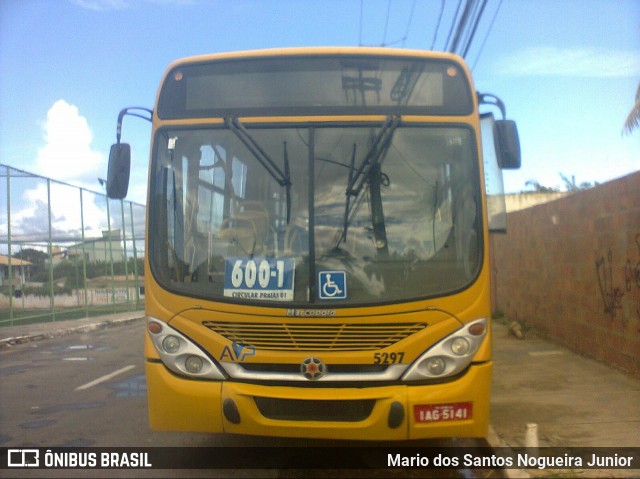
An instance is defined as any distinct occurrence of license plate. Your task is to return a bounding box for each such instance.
[414,402,473,423]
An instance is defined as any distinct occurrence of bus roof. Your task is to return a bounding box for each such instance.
[165,46,467,68]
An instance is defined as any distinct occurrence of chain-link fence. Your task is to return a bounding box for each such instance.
[0,164,145,327]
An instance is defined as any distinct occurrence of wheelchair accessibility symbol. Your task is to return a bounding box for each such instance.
[318,271,347,300]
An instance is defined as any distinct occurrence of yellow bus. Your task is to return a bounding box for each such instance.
[107,47,520,440]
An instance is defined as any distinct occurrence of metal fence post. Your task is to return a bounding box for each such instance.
[80,188,89,317]
[130,202,140,308]
[6,166,13,325]
[105,196,116,312]
[120,199,130,309]
[47,178,55,321]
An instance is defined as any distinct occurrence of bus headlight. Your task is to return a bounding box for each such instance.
[402,318,487,381]
[185,355,204,374]
[425,357,447,375]
[162,335,181,354]
[451,337,470,356]
[147,317,226,380]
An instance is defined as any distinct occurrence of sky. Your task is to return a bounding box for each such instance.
[0,0,639,206]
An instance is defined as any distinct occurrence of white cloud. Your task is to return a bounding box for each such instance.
[496,46,640,78]
[71,0,192,10]
[71,0,128,11]
[35,100,104,186]
[9,182,112,242]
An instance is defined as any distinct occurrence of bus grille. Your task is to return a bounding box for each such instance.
[254,397,375,422]
[202,321,426,351]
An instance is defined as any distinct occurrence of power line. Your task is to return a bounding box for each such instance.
[381,0,417,48]
[461,0,489,58]
[381,0,392,46]
[445,0,491,59]
[360,0,418,48]
[448,0,476,54]
[431,0,446,50]
[359,0,363,46]
[471,0,503,70]
[458,0,482,55]
[401,0,417,47]
[444,0,465,52]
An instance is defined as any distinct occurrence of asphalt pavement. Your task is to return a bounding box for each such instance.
[1,311,639,478]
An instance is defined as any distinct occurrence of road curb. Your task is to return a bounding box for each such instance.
[0,315,144,350]
[486,425,531,479]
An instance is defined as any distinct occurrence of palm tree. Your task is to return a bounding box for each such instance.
[623,82,640,135]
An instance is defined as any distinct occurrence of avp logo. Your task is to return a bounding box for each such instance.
[8,449,39,468]
[220,341,256,361]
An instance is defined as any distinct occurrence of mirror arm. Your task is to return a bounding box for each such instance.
[116,107,153,144]
[477,92,506,119]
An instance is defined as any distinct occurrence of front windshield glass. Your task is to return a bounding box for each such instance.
[149,124,482,306]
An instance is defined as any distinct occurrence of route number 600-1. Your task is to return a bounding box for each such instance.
[231,259,286,289]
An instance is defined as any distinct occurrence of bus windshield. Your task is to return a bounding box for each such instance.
[149,122,482,306]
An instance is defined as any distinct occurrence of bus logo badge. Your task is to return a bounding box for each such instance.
[220,341,256,361]
[301,357,326,380]
[8,449,39,467]
[318,271,347,300]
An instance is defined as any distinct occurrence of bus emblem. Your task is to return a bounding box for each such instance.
[300,357,326,380]
[220,341,256,361]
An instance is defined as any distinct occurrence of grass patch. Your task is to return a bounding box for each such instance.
[0,303,143,327]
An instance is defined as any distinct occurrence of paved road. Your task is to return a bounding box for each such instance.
[0,320,228,449]
[0,319,502,478]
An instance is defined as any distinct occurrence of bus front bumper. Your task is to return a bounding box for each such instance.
[146,360,491,440]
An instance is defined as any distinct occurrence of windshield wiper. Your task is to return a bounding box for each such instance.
[335,115,400,247]
[226,117,292,221]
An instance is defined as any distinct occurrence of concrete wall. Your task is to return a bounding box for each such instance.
[504,192,570,213]
[490,171,640,377]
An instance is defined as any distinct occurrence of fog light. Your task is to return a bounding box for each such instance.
[162,335,181,354]
[451,337,470,356]
[426,357,446,375]
[185,355,204,374]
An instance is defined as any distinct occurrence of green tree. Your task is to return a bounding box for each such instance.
[16,248,47,266]
[524,180,559,193]
[559,173,598,192]
[623,82,640,135]
[524,173,598,193]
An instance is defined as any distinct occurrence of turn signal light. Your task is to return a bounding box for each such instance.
[468,322,486,336]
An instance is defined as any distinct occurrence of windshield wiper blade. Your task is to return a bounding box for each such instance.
[226,117,292,223]
[346,115,399,197]
[340,143,357,245]
[335,115,400,246]
[226,117,290,188]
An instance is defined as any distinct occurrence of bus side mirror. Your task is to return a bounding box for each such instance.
[495,120,521,169]
[106,143,131,199]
